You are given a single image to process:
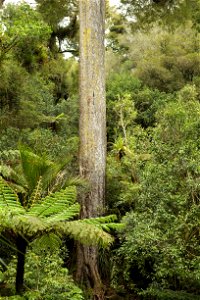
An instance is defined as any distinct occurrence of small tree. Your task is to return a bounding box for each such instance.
[0,160,118,295]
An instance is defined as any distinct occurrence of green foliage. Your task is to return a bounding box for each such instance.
[0,176,114,246]
[120,24,200,92]
[36,0,77,30]
[121,0,200,28]
[112,85,200,298]
[2,248,84,300]
[0,3,79,166]
[0,166,119,296]
[0,4,51,65]
[1,1,200,298]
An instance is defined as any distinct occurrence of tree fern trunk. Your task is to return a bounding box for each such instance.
[77,1,106,299]
[16,235,27,294]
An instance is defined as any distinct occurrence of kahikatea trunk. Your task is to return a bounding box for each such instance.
[77,0,106,299]
[16,235,27,294]
[0,0,5,8]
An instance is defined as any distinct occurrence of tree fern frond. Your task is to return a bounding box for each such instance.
[28,176,43,208]
[19,147,54,193]
[80,215,125,232]
[0,165,15,179]
[12,215,46,237]
[0,164,27,194]
[0,149,20,161]
[84,215,118,224]
[32,233,62,252]
[46,203,80,223]
[0,209,12,232]
[28,186,77,217]
[60,220,114,247]
[0,177,25,214]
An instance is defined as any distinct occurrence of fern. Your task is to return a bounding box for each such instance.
[28,176,43,208]
[81,215,125,232]
[60,220,114,247]
[20,147,54,193]
[46,203,80,223]
[0,178,117,247]
[28,186,77,217]
[0,176,117,294]
[32,233,62,252]
[0,177,25,214]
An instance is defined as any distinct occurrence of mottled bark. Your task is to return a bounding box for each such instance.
[77,1,106,299]
[0,0,5,8]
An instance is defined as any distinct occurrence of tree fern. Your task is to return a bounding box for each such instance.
[0,177,25,214]
[32,233,62,252]
[28,186,77,217]
[61,220,114,247]
[19,147,54,193]
[45,203,80,223]
[28,176,43,208]
[0,176,117,293]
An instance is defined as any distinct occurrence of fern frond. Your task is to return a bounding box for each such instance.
[32,233,62,252]
[0,177,25,214]
[12,215,46,237]
[0,209,12,232]
[28,186,77,217]
[84,215,118,224]
[60,220,114,247]
[80,215,125,232]
[19,147,54,192]
[28,177,43,208]
[0,149,20,162]
[0,165,15,178]
[46,203,80,223]
[0,164,27,194]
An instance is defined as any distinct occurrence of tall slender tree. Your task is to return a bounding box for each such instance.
[0,0,5,8]
[77,0,106,298]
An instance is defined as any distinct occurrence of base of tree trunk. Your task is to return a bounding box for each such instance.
[76,243,105,300]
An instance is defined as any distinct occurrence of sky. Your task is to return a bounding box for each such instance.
[5,0,121,6]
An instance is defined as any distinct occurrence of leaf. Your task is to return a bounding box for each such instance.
[60,220,114,247]
[28,186,77,217]
[0,177,25,214]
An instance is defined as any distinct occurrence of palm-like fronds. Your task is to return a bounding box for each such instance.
[28,186,77,217]
[60,220,114,247]
[19,148,54,193]
[0,178,116,247]
[45,203,80,223]
[28,176,43,208]
[32,233,62,252]
[0,153,119,294]
[0,177,25,215]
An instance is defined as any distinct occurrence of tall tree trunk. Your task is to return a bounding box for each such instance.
[0,0,5,8]
[16,235,27,294]
[77,1,106,299]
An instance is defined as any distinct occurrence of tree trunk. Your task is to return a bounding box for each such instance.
[16,235,27,294]
[77,1,106,299]
[0,0,5,8]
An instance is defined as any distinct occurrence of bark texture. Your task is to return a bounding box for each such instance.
[0,0,5,8]
[77,1,106,299]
